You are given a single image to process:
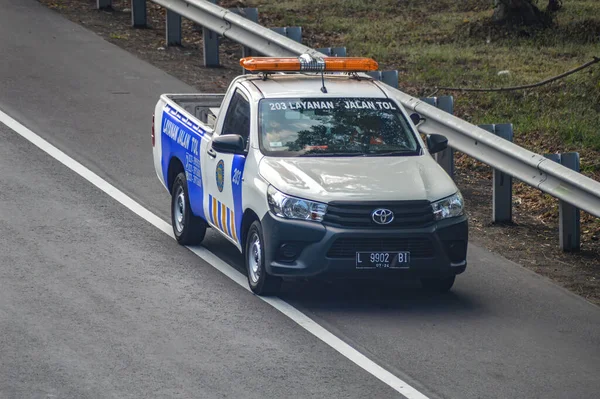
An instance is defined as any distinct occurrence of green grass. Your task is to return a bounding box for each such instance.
[109,33,128,40]
[240,0,600,171]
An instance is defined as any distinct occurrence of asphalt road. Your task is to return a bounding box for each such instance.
[0,122,407,399]
[1,1,599,398]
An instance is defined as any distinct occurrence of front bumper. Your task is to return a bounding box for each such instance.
[261,212,468,279]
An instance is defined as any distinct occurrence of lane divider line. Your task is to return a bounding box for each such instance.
[0,109,429,399]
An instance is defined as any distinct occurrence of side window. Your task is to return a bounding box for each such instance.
[221,90,251,147]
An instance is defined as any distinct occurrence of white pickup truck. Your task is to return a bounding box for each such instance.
[152,55,468,295]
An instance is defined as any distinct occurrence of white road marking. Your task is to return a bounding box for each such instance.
[0,109,429,399]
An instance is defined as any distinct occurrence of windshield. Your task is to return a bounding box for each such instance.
[258,97,420,157]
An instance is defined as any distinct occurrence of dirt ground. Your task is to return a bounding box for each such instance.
[39,0,600,305]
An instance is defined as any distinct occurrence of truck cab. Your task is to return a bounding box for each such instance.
[152,55,468,295]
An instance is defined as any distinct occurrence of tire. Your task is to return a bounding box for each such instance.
[245,221,281,296]
[420,275,455,293]
[171,172,207,245]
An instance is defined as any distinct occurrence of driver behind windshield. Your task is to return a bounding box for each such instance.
[263,112,296,151]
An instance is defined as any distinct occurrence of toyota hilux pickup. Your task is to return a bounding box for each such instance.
[152,54,468,295]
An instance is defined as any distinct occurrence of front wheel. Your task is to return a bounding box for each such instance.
[171,172,207,245]
[245,221,281,296]
[420,275,455,293]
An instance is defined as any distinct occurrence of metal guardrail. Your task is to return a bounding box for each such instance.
[104,0,600,219]
[398,92,600,218]
[152,0,325,59]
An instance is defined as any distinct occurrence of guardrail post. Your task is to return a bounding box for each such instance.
[479,124,514,223]
[367,71,382,82]
[203,0,220,67]
[231,8,259,57]
[317,47,347,57]
[381,71,399,88]
[230,7,259,73]
[421,96,455,179]
[271,27,303,43]
[545,153,581,252]
[203,29,220,67]
[366,71,399,88]
[97,0,111,9]
[166,10,182,46]
[560,153,581,251]
[131,0,146,28]
[230,8,258,57]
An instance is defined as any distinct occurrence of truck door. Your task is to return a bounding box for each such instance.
[203,88,251,248]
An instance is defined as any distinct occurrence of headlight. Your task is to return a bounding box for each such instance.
[267,185,327,222]
[432,191,464,220]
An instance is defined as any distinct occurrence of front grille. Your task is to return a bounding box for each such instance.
[323,200,434,228]
[327,237,435,259]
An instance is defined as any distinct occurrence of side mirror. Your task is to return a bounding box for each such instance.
[212,134,246,155]
[410,113,424,126]
[426,134,448,154]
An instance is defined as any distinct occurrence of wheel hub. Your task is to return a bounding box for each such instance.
[248,233,262,284]
[173,187,185,233]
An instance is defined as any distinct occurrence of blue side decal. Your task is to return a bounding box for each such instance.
[160,104,206,219]
[217,200,223,231]
[225,208,231,238]
[208,193,213,223]
[231,154,247,245]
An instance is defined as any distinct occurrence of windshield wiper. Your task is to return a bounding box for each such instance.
[369,150,419,156]
[299,152,365,157]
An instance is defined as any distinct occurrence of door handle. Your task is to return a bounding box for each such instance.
[207,148,217,158]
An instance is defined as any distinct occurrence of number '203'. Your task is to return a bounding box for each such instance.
[232,169,242,185]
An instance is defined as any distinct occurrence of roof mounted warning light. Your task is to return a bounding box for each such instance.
[239,54,379,72]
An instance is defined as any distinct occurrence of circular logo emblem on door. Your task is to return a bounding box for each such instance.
[216,160,225,192]
[371,208,394,225]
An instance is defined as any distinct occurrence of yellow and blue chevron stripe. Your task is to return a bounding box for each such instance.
[209,194,238,243]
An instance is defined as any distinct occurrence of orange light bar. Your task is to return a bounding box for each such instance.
[241,57,303,71]
[322,58,379,72]
[240,55,379,72]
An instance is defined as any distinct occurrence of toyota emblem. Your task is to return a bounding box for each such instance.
[371,208,394,225]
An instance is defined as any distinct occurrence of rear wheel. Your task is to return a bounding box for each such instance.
[420,275,455,293]
[171,172,207,245]
[245,221,281,296]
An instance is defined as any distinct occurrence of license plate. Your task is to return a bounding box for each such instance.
[355,251,411,269]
